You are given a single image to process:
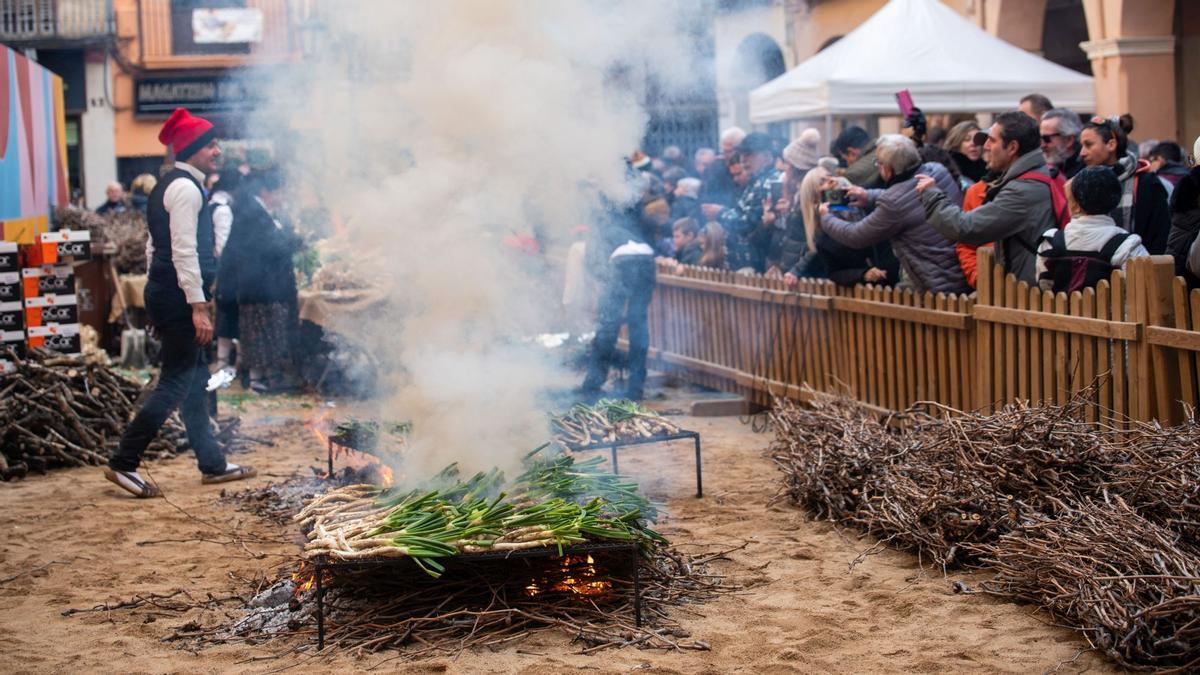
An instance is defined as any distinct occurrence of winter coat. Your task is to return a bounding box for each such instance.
[129,193,149,216]
[670,195,701,223]
[779,208,809,275]
[675,239,703,266]
[586,205,655,285]
[950,151,987,184]
[844,141,883,189]
[699,159,738,207]
[233,197,301,305]
[1167,166,1200,287]
[921,149,1060,285]
[821,162,968,294]
[1035,213,1149,291]
[1110,156,1171,255]
[718,166,781,272]
[1158,162,1190,188]
[816,230,900,288]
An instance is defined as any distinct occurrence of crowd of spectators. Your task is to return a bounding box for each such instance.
[627,94,1200,296]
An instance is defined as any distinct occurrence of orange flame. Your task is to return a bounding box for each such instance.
[292,563,317,595]
[378,464,395,488]
[524,554,612,597]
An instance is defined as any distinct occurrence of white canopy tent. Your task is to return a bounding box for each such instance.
[749,0,1094,125]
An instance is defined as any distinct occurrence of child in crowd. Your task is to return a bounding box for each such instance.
[1037,165,1149,293]
[672,218,703,266]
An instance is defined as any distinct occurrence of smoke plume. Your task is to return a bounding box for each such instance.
[249,0,704,481]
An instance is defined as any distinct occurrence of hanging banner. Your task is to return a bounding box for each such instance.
[192,8,264,44]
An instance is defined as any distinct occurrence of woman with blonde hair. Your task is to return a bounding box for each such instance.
[697,222,727,270]
[784,162,899,288]
[129,173,158,215]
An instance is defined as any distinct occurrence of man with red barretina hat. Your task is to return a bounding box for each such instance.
[104,108,256,497]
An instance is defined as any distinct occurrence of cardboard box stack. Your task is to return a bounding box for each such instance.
[0,231,91,367]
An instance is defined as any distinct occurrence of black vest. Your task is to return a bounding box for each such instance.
[147,167,217,303]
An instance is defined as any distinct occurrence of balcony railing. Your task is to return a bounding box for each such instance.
[135,0,297,69]
[0,0,114,46]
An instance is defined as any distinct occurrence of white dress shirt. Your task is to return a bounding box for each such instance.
[145,162,208,304]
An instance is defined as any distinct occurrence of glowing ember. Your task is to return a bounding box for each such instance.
[524,554,613,598]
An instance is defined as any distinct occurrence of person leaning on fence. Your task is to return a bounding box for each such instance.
[1078,116,1171,255]
[916,111,1064,286]
[717,132,781,273]
[787,164,898,288]
[671,218,703,266]
[777,129,822,275]
[1036,165,1149,293]
[819,135,969,295]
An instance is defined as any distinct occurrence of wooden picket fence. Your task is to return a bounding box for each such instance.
[635,248,1200,427]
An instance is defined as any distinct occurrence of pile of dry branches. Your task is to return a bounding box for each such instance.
[53,206,148,274]
[975,499,1199,670]
[769,393,1200,670]
[0,347,252,480]
[772,395,1119,566]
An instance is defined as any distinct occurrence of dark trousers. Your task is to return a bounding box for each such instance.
[582,255,655,396]
[110,286,225,474]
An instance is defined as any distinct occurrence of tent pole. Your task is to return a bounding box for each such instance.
[824,113,833,153]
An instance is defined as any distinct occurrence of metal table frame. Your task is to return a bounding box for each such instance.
[308,540,642,650]
[565,430,703,498]
[327,431,704,499]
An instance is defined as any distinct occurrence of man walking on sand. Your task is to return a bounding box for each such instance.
[104,108,256,497]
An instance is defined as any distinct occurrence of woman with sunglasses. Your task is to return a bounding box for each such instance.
[1078,116,1171,254]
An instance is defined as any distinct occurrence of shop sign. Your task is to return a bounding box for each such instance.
[135,76,264,116]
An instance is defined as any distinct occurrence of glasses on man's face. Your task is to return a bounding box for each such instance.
[1041,133,1062,144]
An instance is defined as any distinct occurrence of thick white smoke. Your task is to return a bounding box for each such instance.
[250,0,703,481]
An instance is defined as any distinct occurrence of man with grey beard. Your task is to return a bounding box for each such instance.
[1040,109,1085,179]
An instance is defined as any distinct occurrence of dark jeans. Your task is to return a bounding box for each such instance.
[582,255,655,397]
[110,284,225,474]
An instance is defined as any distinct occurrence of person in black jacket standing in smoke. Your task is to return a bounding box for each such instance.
[104,108,256,498]
[578,200,657,402]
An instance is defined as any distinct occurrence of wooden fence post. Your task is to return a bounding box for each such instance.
[975,247,995,412]
[1144,255,1184,425]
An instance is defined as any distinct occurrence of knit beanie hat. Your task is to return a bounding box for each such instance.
[783,128,821,170]
[1069,165,1122,216]
[158,108,216,160]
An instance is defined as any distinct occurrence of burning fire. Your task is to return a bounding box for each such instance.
[306,411,332,450]
[524,554,613,598]
[305,411,396,487]
[292,562,318,595]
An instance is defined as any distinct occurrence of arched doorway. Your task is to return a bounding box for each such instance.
[1042,0,1091,76]
[730,32,786,135]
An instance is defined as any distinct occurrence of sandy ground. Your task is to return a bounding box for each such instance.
[0,384,1116,674]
